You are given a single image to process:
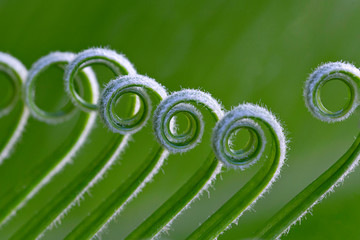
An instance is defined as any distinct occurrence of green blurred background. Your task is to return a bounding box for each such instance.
[1,0,360,239]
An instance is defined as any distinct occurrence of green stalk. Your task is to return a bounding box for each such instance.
[187,104,286,239]
[0,52,98,228]
[61,75,170,240]
[0,111,89,223]
[256,133,360,239]
[0,103,29,164]
[9,133,129,240]
[8,48,138,240]
[188,144,277,240]
[0,52,29,164]
[11,74,168,240]
[126,153,220,240]
[64,146,168,240]
[126,89,224,239]
[255,61,360,239]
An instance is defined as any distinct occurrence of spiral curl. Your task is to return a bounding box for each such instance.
[0,52,101,228]
[65,48,137,112]
[212,103,286,170]
[0,48,289,240]
[186,103,286,239]
[0,52,27,117]
[99,74,168,134]
[125,89,224,240]
[255,62,360,240]
[153,89,224,153]
[8,65,146,240]
[28,75,170,240]
[304,61,360,123]
[24,52,99,124]
[0,53,29,164]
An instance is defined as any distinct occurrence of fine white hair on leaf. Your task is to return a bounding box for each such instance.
[211,103,287,237]
[153,89,224,153]
[213,103,286,170]
[0,109,97,228]
[277,152,360,240]
[99,74,168,135]
[0,52,27,117]
[24,51,99,124]
[37,134,131,240]
[88,74,169,239]
[64,47,137,112]
[93,150,170,240]
[154,163,223,240]
[39,75,169,239]
[0,52,29,165]
[0,52,99,228]
[149,89,225,239]
[304,61,360,123]
[261,62,360,240]
[213,118,265,170]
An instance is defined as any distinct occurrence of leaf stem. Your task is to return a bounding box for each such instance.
[0,111,91,224]
[255,61,360,239]
[9,133,129,240]
[65,146,168,240]
[9,48,137,239]
[187,104,286,240]
[64,75,169,239]
[0,52,98,228]
[126,153,220,240]
[126,89,224,239]
[0,52,29,165]
[256,132,360,239]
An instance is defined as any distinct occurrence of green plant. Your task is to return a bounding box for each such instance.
[255,62,360,239]
[0,52,29,165]
[125,89,225,240]
[0,48,289,240]
[8,48,140,240]
[0,52,98,230]
[64,75,170,240]
[187,103,286,240]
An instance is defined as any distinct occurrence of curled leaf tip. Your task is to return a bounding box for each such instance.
[64,47,136,111]
[304,61,360,123]
[153,89,224,153]
[0,52,27,117]
[99,74,168,134]
[24,51,99,123]
[0,52,29,164]
[212,103,286,169]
